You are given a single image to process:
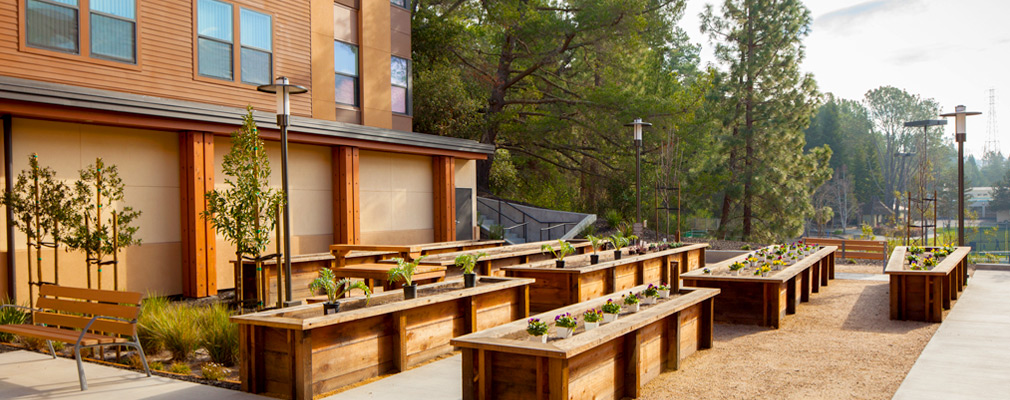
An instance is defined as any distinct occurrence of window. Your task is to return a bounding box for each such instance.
[240,9,272,85]
[391,56,410,115]
[90,0,136,63]
[25,0,80,54]
[391,0,407,8]
[334,41,358,107]
[196,0,272,84]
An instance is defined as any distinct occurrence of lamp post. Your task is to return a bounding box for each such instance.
[940,105,981,247]
[257,77,307,305]
[624,119,652,226]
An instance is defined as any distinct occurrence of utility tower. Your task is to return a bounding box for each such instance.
[984,88,1000,155]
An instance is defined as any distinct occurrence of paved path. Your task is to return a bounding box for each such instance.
[893,270,1010,399]
[323,354,461,400]
[835,272,889,282]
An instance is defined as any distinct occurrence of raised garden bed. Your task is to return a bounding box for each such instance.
[450,284,719,399]
[502,243,708,312]
[414,240,593,277]
[230,276,533,400]
[330,240,507,268]
[681,245,837,328]
[885,245,970,322]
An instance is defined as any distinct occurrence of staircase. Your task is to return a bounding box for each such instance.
[477,196,596,244]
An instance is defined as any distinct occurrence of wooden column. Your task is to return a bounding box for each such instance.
[179,131,217,298]
[432,156,456,242]
[332,146,360,244]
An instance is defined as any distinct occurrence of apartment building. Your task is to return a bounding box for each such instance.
[0,0,492,300]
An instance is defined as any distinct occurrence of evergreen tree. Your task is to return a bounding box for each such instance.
[702,0,831,241]
[991,169,1010,212]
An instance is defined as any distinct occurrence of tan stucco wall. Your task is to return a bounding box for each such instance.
[212,137,333,290]
[0,118,181,301]
[359,150,434,244]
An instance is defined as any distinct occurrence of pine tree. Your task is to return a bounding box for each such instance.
[702,0,831,241]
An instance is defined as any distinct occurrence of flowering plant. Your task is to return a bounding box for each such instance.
[906,254,920,264]
[754,265,771,275]
[554,312,578,329]
[601,299,621,314]
[527,318,549,336]
[583,309,603,323]
[909,245,924,255]
[772,260,785,268]
[657,283,670,291]
[703,268,711,274]
[623,293,640,305]
[922,256,938,268]
[746,256,758,265]
[729,262,745,271]
[643,284,660,298]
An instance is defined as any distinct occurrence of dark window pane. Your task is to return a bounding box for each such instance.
[391,86,407,114]
[241,48,271,85]
[391,0,407,8]
[90,14,134,62]
[26,0,79,53]
[197,0,232,42]
[91,0,134,19]
[334,41,358,76]
[335,74,357,106]
[240,8,271,51]
[198,38,232,80]
[391,56,408,86]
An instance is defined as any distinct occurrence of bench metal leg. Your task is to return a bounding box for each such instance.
[74,344,87,391]
[132,336,151,377]
[46,340,57,359]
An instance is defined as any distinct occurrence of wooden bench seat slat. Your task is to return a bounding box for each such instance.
[0,324,127,346]
[39,284,142,305]
[36,297,140,320]
[35,312,136,337]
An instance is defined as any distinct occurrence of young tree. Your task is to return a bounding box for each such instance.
[702,0,831,241]
[204,107,283,308]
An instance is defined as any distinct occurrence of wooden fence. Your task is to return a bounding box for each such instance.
[804,237,887,261]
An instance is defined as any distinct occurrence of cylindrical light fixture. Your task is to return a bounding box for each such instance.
[624,118,652,226]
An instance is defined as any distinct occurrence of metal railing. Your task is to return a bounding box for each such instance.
[477,197,580,243]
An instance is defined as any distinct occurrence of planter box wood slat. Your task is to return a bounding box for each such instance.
[232,277,533,399]
[412,240,594,277]
[885,246,970,322]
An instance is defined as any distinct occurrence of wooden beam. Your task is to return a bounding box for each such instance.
[432,156,455,242]
[332,146,360,244]
[179,131,216,298]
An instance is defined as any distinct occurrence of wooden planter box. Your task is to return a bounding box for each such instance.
[885,246,970,322]
[330,240,508,268]
[681,246,837,328]
[416,240,593,277]
[450,284,719,400]
[231,276,534,400]
[502,244,708,312]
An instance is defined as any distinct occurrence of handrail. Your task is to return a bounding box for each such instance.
[505,222,529,231]
[478,197,585,243]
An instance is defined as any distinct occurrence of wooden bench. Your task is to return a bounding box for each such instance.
[0,285,150,390]
[804,237,887,261]
[332,263,447,292]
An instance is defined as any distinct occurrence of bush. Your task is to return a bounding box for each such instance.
[138,294,170,355]
[168,362,192,375]
[740,244,751,250]
[149,361,165,371]
[603,210,622,229]
[200,362,229,381]
[199,304,239,366]
[0,297,28,343]
[148,304,202,361]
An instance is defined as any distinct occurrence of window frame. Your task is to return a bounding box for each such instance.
[238,8,273,86]
[88,0,138,63]
[390,56,411,116]
[192,0,275,88]
[18,0,142,70]
[390,0,408,10]
[333,39,359,108]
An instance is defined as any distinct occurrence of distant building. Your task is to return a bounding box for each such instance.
[967,187,995,219]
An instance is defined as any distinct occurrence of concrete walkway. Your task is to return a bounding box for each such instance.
[323,354,462,400]
[835,272,889,282]
[0,350,263,399]
[893,270,1010,399]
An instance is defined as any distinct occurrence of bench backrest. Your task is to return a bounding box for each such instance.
[804,237,888,260]
[35,285,143,338]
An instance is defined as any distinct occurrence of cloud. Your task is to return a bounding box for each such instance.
[814,0,920,32]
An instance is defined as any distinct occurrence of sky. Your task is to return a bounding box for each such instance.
[677,0,1009,158]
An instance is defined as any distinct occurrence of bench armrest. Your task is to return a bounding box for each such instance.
[0,304,45,314]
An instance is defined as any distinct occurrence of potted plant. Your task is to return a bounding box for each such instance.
[746,256,759,268]
[657,283,671,298]
[922,256,938,270]
[309,268,371,315]
[554,312,578,339]
[608,233,630,260]
[771,259,786,271]
[454,252,486,288]
[623,293,640,313]
[729,261,745,276]
[583,309,603,330]
[754,264,772,277]
[601,299,621,323]
[541,239,576,268]
[905,254,920,265]
[527,318,549,343]
[703,268,711,274]
[586,234,605,264]
[387,255,427,299]
[642,284,659,305]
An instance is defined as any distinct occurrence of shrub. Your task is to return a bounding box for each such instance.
[740,244,751,250]
[149,304,202,361]
[0,297,28,343]
[199,304,239,366]
[168,362,192,375]
[603,210,622,229]
[149,361,165,371]
[200,362,229,381]
[138,294,170,355]
[19,336,49,352]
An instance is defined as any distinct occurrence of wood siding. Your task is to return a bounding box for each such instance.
[0,0,312,117]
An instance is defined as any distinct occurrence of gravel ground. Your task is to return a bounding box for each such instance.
[642,278,940,399]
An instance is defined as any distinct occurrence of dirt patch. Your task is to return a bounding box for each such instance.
[640,279,940,399]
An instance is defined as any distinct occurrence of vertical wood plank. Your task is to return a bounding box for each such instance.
[179,132,194,297]
[537,357,548,400]
[786,276,797,314]
[239,324,252,392]
[800,269,810,302]
[461,348,475,400]
[624,330,642,398]
[700,298,714,349]
[432,156,456,242]
[930,276,943,323]
[666,311,682,370]
[464,298,477,334]
[769,283,781,329]
[179,131,216,298]
[811,261,821,294]
[820,258,829,286]
[292,330,312,400]
[672,259,681,292]
[203,133,217,294]
[548,357,568,400]
[478,350,491,399]
[393,311,407,371]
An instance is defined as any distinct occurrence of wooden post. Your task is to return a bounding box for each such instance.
[547,357,568,400]
[96,158,103,290]
[666,311,682,370]
[432,156,456,242]
[53,220,59,286]
[332,146,360,244]
[393,311,407,371]
[179,131,217,298]
[700,298,714,349]
[624,330,642,398]
[113,212,119,291]
[461,348,475,400]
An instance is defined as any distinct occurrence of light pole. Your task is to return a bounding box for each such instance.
[940,105,981,247]
[257,77,307,306]
[624,119,651,227]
